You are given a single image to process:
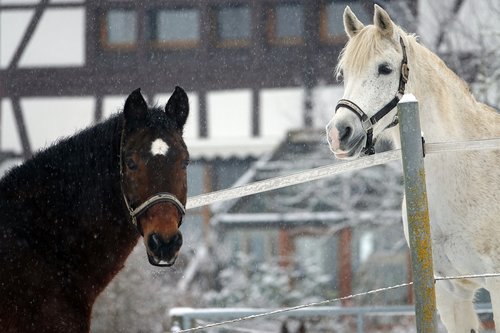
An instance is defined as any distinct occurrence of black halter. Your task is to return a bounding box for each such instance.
[119,124,185,235]
[335,36,409,155]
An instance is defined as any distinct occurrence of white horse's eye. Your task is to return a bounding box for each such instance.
[378,63,393,75]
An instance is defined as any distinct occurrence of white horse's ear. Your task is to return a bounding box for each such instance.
[343,6,365,38]
[374,4,394,37]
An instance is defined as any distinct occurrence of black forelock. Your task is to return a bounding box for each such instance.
[145,106,178,132]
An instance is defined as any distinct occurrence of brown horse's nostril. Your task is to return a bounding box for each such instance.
[148,233,162,252]
[148,232,183,254]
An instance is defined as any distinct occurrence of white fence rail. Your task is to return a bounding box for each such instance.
[186,138,500,210]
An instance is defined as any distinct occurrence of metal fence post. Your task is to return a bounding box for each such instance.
[397,94,437,333]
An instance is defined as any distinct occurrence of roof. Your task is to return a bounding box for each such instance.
[211,129,404,228]
[185,137,279,160]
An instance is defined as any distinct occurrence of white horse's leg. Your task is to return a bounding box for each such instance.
[435,281,479,333]
[485,278,500,333]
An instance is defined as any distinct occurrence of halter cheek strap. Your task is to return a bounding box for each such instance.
[335,36,409,155]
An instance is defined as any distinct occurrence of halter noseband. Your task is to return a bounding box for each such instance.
[335,36,409,155]
[119,125,186,235]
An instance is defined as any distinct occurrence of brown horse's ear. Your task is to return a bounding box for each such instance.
[165,86,189,131]
[374,4,394,38]
[124,88,148,124]
[344,6,365,38]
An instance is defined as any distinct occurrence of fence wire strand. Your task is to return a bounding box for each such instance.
[172,272,500,333]
[173,282,413,333]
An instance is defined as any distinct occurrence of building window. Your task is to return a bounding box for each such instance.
[320,1,369,43]
[268,3,304,46]
[149,8,200,48]
[214,5,251,47]
[102,9,137,49]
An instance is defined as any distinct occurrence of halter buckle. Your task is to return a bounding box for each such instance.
[401,63,409,83]
[361,118,373,131]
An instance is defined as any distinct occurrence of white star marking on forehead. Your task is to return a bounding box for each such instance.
[150,138,169,156]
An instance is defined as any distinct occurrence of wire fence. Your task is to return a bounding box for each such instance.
[175,137,500,333]
[172,272,500,333]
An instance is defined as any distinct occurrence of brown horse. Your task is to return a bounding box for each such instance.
[0,87,190,332]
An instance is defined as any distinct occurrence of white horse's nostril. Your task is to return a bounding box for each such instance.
[327,125,341,150]
[338,125,352,142]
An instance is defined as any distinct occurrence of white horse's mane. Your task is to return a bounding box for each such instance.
[335,25,416,77]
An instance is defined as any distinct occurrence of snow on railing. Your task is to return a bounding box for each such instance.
[186,138,500,210]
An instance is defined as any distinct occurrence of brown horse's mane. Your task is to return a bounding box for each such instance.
[0,113,123,225]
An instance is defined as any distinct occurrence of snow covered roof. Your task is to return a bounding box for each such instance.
[185,137,279,160]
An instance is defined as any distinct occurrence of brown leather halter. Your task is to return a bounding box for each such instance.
[119,125,185,235]
[335,36,409,155]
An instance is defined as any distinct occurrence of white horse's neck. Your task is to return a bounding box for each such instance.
[391,36,497,144]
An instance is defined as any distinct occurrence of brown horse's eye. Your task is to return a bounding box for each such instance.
[182,159,190,169]
[126,158,138,170]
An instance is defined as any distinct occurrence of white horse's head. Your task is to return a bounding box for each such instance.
[326,5,409,159]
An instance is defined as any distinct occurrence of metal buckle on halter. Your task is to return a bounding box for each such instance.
[361,118,374,131]
[401,63,409,83]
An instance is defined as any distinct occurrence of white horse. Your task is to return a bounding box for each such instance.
[326,5,500,333]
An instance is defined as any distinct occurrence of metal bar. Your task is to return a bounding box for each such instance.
[170,303,495,332]
[356,313,364,333]
[397,95,437,333]
[170,303,493,321]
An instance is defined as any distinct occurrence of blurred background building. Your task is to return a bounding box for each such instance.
[1,0,498,332]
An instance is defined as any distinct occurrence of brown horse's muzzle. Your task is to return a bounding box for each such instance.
[141,203,184,267]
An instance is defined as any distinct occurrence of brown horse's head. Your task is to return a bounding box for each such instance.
[120,87,189,266]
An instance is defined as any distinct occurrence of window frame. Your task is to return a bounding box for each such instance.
[148,7,201,50]
[319,0,362,45]
[212,4,252,48]
[100,7,138,51]
[267,3,305,47]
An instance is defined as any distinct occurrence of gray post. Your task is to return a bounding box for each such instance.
[397,94,437,333]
